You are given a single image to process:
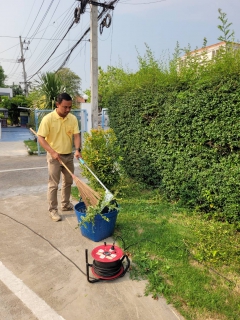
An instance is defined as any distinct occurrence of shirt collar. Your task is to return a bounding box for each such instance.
[54,108,69,120]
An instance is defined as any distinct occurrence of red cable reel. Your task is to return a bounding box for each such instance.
[85,242,130,283]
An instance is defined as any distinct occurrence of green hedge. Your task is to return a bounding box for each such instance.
[105,46,240,223]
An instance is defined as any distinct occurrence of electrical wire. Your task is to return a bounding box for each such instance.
[28,0,55,42]
[4,0,116,86]
[23,2,75,72]
[21,0,38,36]
[27,20,75,81]
[0,43,20,77]
[26,14,74,73]
[56,27,90,71]
[67,39,90,69]
[25,1,75,41]
[7,64,21,82]
[0,37,79,41]
[0,211,87,276]
[0,44,19,54]
[1,0,47,83]
[24,0,46,39]
[25,0,61,65]
[0,58,16,63]
[26,8,74,72]
[26,3,76,77]
[0,211,235,287]
[56,0,119,71]
[119,0,165,4]
[36,5,87,72]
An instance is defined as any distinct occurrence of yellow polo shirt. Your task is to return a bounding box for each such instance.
[37,109,80,154]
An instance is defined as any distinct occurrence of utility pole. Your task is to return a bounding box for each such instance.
[90,3,99,129]
[18,36,28,96]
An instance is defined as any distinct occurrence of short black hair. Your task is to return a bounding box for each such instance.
[56,93,72,103]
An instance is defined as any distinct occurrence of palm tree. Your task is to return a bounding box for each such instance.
[35,72,63,109]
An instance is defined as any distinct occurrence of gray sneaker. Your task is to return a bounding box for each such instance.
[49,210,62,222]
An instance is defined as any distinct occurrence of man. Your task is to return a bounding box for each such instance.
[37,93,81,222]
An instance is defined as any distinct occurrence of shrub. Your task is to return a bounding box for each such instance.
[80,128,122,191]
[105,45,240,223]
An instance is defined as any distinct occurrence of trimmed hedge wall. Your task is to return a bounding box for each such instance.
[105,47,240,223]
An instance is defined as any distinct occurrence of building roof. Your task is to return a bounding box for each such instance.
[181,41,240,58]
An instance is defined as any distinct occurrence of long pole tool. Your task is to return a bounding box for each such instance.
[79,158,114,203]
[30,128,100,207]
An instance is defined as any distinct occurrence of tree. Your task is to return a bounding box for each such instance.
[56,68,81,98]
[217,8,234,42]
[97,66,129,110]
[34,72,63,109]
[0,65,6,87]
[33,69,81,109]
[11,84,24,96]
[0,95,28,125]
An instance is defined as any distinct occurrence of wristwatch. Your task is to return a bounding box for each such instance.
[77,148,81,152]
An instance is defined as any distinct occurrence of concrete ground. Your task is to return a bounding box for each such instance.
[0,128,185,320]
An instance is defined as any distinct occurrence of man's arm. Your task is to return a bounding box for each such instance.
[73,133,81,159]
[37,135,60,160]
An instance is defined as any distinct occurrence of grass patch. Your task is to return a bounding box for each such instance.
[24,140,38,152]
[24,140,45,155]
[104,181,240,320]
[71,186,80,201]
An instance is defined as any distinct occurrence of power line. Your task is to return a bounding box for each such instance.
[28,0,55,42]
[21,0,38,36]
[0,58,16,63]
[25,0,61,67]
[0,36,81,41]
[57,0,118,71]
[27,20,76,81]
[25,3,75,75]
[119,0,165,4]
[0,44,19,54]
[24,0,46,39]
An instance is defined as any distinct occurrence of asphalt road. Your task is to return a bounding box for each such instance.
[0,156,48,198]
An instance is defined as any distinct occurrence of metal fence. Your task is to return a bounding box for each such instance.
[34,109,88,155]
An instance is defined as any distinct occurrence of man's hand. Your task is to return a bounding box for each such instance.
[50,150,60,161]
[74,150,81,159]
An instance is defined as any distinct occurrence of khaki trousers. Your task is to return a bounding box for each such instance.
[47,153,74,212]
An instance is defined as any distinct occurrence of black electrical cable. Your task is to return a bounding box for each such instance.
[56,27,90,71]
[0,211,131,283]
[114,235,159,251]
[93,259,122,277]
[91,254,130,279]
[0,211,87,277]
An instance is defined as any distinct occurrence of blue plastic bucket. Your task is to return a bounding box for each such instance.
[74,202,119,242]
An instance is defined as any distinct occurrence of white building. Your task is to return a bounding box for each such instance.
[0,87,13,98]
[179,41,240,67]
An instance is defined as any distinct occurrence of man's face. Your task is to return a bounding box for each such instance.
[56,99,72,118]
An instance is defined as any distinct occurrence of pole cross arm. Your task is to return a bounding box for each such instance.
[89,1,115,10]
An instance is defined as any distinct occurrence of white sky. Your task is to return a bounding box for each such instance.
[0,0,239,93]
